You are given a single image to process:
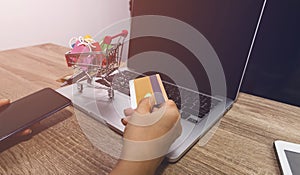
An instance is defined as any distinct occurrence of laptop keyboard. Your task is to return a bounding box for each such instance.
[103,70,221,124]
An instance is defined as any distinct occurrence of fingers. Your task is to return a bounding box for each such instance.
[121,95,155,126]
[165,100,180,119]
[151,100,177,114]
[124,108,135,116]
[13,128,32,137]
[121,98,178,126]
[19,128,32,136]
[0,99,10,106]
[152,106,160,112]
[122,108,134,126]
[135,96,155,114]
[121,116,130,126]
[165,99,176,107]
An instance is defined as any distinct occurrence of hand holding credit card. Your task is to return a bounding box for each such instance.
[129,74,168,109]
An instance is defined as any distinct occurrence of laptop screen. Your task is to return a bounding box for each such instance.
[128,0,266,100]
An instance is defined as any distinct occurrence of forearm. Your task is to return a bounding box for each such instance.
[110,158,163,175]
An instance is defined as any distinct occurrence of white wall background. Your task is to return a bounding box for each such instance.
[0,0,130,50]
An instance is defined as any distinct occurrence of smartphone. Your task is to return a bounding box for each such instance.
[0,88,71,142]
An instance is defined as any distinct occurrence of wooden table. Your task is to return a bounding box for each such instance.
[0,44,299,175]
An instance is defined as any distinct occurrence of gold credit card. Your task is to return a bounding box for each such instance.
[129,74,168,109]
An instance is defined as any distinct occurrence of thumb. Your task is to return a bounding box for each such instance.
[135,95,156,114]
[0,99,10,107]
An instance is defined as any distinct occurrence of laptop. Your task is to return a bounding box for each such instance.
[57,0,267,162]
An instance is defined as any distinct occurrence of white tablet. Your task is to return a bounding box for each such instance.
[274,140,300,175]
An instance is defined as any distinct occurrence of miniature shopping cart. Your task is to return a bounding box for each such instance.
[65,30,128,99]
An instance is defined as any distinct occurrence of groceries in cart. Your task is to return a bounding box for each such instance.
[63,30,128,99]
[67,35,103,70]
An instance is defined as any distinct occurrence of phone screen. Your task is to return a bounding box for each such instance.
[0,88,71,141]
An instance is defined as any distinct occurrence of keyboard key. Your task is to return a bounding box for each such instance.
[183,102,194,109]
[180,111,190,119]
[198,108,210,115]
[211,98,220,107]
[200,103,209,109]
[193,100,200,106]
[183,107,199,116]
[200,97,208,104]
[187,118,199,124]
[197,112,206,118]
[189,98,197,104]
[175,103,181,110]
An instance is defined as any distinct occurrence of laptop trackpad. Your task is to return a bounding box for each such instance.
[82,91,131,132]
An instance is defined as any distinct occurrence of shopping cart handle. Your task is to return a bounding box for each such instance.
[103,30,128,45]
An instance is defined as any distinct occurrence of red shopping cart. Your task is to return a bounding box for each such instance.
[65,30,128,99]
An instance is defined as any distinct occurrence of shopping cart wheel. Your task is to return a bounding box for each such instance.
[77,84,83,93]
[108,89,114,99]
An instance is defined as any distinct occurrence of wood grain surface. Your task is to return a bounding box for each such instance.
[0,44,299,175]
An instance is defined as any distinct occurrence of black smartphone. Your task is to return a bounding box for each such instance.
[0,88,71,142]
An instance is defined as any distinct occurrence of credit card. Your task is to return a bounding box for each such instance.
[129,74,168,109]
